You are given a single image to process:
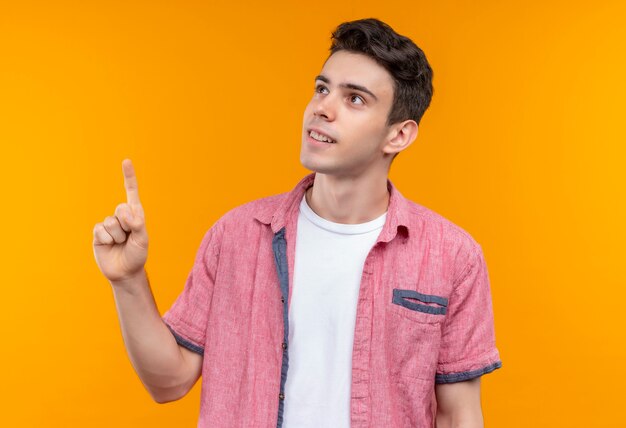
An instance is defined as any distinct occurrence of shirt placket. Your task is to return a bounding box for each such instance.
[272,227,290,428]
[350,240,384,428]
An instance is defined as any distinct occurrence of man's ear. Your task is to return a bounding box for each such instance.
[383,120,418,155]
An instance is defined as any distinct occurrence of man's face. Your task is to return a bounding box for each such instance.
[300,50,396,178]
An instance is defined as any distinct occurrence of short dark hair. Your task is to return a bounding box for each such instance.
[329,18,434,127]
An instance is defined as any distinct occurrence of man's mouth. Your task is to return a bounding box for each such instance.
[308,130,336,144]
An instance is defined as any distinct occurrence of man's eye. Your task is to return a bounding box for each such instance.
[350,95,365,105]
[315,85,329,94]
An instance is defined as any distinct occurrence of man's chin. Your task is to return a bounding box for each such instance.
[300,161,320,174]
[301,151,345,175]
[300,153,318,168]
[300,162,339,177]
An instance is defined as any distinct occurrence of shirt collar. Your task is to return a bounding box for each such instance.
[254,173,411,243]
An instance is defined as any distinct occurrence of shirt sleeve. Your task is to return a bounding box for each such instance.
[161,223,222,356]
[435,243,502,383]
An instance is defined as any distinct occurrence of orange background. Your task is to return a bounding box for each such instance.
[1,1,624,426]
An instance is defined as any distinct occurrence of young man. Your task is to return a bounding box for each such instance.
[93,18,501,428]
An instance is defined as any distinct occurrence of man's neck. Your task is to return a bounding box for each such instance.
[305,172,390,224]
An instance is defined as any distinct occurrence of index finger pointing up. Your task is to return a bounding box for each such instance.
[122,158,141,206]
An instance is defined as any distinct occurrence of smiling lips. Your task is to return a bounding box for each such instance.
[308,129,336,144]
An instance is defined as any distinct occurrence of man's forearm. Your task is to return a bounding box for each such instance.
[435,377,484,428]
[110,269,188,402]
[435,409,484,428]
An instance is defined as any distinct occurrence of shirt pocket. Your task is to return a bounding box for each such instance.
[386,289,448,380]
[392,289,448,317]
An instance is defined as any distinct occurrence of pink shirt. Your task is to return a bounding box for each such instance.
[162,172,502,427]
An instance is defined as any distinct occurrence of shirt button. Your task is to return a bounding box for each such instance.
[282,342,287,350]
[280,297,285,303]
[279,393,285,400]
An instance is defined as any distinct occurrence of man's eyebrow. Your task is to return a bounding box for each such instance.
[314,74,378,101]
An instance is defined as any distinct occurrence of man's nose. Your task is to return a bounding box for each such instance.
[313,93,336,121]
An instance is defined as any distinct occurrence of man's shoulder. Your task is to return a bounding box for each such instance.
[401,195,483,256]
[217,191,289,226]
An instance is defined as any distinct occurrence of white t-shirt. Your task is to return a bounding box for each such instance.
[282,193,386,427]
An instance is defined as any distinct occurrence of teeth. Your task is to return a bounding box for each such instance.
[310,130,335,143]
